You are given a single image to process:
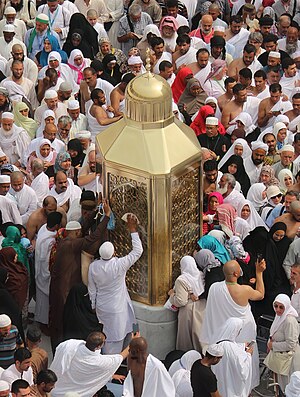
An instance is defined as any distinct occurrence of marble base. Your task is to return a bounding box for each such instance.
[132,301,177,360]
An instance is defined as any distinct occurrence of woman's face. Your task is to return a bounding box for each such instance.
[277,128,287,142]
[228,163,237,175]
[274,301,285,316]
[190,85,201,96]
[209,196,219,212]
[40,144,50,158]
[72,36,81,47]
[234,144,243,156]
[19,108,28,117]
[44,39,52,52]
[184,73,193,84]
[207,102,217,112]
[60,158,71,170]
[45,116,54,124]
[273,229,285,242]
[236,120,244,128]
[260,172,270,184]
[271,194,282,205]
[74,55,83,66]
[68,149,78,158]
[162,26,174,37]
[284,175,293,187]
[241,204,250,220]
[101,42,110,54]
[49,59,59,69]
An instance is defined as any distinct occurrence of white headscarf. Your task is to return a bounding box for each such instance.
[36,138,54,162]
[213,317,243,343]
[236,199,267,230]
[178,256,204,297]
[285,371,300,397]
[207,229,226,244]
[246,183,267,210]
[48,50,62,66]
[218,138,252,169]
[273,122,287,139]
[68,49,84,68]
[235,112,256,135]
[36,109,56,138]
[140,24,161,42]
[172,369,192,397]
[278,169,294,194]
[169,350,201,377]
[257,115,290,141]
[270,294,298,337]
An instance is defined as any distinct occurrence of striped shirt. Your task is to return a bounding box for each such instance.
[0,326,22,369]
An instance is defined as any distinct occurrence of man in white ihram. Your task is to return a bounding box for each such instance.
[200,259,266,390]
[88,215,143,354]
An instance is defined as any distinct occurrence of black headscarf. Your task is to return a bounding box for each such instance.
[63,29,94,59]
[243,225,291,317]
[269,222,292,265]
[220,154,251,196]
[102,54,122,86]
[63,283,103,341]
[67,138,85,168]
[65,14,98,59]
[0,268,24,341]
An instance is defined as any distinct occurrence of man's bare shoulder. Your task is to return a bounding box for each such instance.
[28,208,44,223]
[186,62,198,73]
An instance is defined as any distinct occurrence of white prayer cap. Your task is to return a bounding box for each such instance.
[206,343,224,357]
[128,56,143,65]
[65,221,81,231]
[0,175,10,183]
[67,100,80,110]
[280,144,295,153]
[59,81,72,92]
[251,141,268,152]
[266,185,282,199]
[4,6,16,14]
[0,381,9,392]
[292,51,300,59]
[205,117,218,126]
[36,13,49,24]
[1,112,14,120]
[214,26,225,32]
[44,89,58,99]
[0,314,11,328]
[268,51,280,59]
[99,241,114,260]
[3,24,15,32]
[75,130,91,139]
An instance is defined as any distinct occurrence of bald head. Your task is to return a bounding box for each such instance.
[223,260,241,279]
[10,171,24,192]
[44,123,57,142]
[10,171,23,182]
[290,200,300,221]
[201,14,213,34]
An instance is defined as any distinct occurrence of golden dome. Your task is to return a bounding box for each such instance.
[125,71,173,123]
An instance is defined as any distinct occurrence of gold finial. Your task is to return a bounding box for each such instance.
[145,47,151,73]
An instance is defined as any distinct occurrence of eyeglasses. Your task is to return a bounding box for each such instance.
[274,304,284,310]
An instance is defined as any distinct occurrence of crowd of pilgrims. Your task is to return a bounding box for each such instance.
[3,0,300,395]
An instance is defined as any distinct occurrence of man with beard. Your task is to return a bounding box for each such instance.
[258,83,292,129]
[0,7,26,41]
[218,173,244,209]
[263,133,280,165]
[221,83,260,129]
[26,196,66,242]
[208,35,232,65]
[67,100,88,138]
[0,87,12,117]
[187,48,210,87]
[203,159,222,201]
[197,117,230,160]
[272,144,299,177]
[0,24,26,60]
[34,90,67,126]
[258,34,290,67]
[49,171,81,213]
[244,141,268,184]
[218,76,236,111]
[150,37,172,75]
[6,0,36,28]
[78,150,99,192]
[189,14,214,44]
[224,14,249,58]
[228,44,262,81]
[285,93,300,132]
[2,60,38,109]
[5,44,38,83]
[278,27,300,55]
[279,57,300,99]
[87,88,123,142]
[172,34,197,71]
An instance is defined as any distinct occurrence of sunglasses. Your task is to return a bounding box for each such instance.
[274,304,284,310]
[271,194,282,199]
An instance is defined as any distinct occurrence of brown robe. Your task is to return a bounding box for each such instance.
[49,216,109,350]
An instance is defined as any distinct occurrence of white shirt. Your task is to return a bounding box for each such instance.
[291,288,300,320]
[0,37,26,60]
[1,364,34,387]
[9,184,38,225]
[37,4,71,42]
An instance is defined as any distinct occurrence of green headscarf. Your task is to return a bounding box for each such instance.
[13,102,38,139]
[2,226,29,274]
